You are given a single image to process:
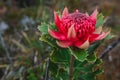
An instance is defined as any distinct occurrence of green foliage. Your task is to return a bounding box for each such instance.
[40,34,57,47]
[38,23,49,35]
[87,41,101,54]
[96,13,104,28]
[38,23,57,47]
[50,48,70,63]
[50,23,57,30]
[73,54,102,80]
[69,48,88,62]
[80,59,102,73]
[27,69,37,80]
[49,60,58,76]
[57,68,69,80]
[87,54,97,62]
[80,69,103,80]
[104,34,114,40]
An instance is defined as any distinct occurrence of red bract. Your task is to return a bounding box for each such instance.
[48,7,110,49]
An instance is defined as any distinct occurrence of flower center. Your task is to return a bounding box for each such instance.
[62,12,96,38]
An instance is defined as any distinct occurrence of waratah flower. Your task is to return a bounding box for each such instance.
[48,7,110,49]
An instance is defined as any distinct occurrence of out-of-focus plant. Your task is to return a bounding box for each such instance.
[38,7,111,80]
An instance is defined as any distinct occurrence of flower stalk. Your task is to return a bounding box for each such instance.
[69,54,75,80]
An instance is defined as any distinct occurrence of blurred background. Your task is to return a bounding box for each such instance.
[0,0,120,80]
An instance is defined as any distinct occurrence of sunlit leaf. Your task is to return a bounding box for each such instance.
[87,54,97,62]
[38,23,49,35]
[40,34,57,47]
[96,13,104,28]
[69,48,88,62]
[50,48,70,63]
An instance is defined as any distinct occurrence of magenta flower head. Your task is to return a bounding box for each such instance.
[48,7,110,49]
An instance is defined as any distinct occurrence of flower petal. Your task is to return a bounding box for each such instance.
[89,28,111,43]
[95,28,111,40]
[54,11,66,33]
[75,9,79,13]
[90,8,98,19]
[62,7,69,18]
[48,28,66,40]
[85,12,89,17]
[54,11,61,28]
[89,34,100,43]
[67,24,76,39]
[56,41,72,48]
[79,40,89,49]
[93,26,102,34]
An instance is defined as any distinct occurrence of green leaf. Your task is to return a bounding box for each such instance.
[74,60,87,67]
[38,23,48,34]
[87,41,101,54]
[96,13,104,28]
[40,34,57,47]
[27,69,37,80]
[80,59,102,73]
[76,61,100,73]
[27,74,37,80]
[104,34,114,40]
[73,60,88,79]
[94,59,102,65]
[50,23,56,30]
[52,77,60,80]
[50,48,70,63]
[73,58,103,79]
[56,68,68,80]
[87,54,97,62]
[80,69,103,80]
[49,60,58,76]
[69,48,88,62]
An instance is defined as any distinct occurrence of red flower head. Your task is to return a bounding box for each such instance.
[48,7,110,49]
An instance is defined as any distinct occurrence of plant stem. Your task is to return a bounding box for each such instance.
[45,58,50,80]
[69,55,75,80]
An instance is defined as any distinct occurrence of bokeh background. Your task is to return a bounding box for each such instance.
[0,0,120,80]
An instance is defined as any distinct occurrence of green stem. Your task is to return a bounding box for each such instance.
[69,55,75,80]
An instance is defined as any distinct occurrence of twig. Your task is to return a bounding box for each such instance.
[69,55,75,80]
[99,37,120,59]
[45,58,50,80]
